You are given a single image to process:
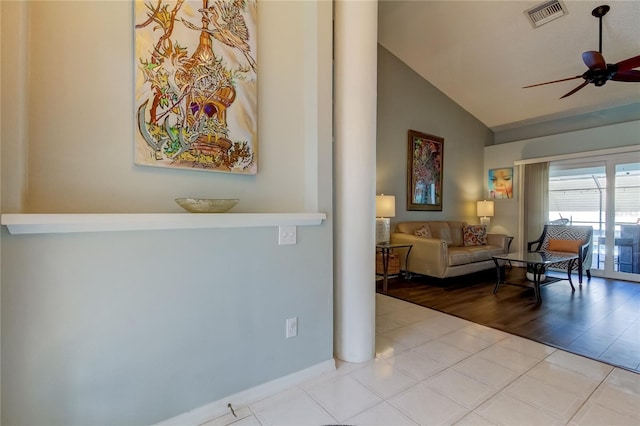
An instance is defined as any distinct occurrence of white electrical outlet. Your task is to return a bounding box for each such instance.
[286,317,298,338]
[278,225,297,245]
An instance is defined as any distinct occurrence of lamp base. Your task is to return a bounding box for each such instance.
[480,217,491,226]
[376,218,390,243]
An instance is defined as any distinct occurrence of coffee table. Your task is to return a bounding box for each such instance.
[492,251,579,304]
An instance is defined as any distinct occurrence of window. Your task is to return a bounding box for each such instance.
[549,157,640,280]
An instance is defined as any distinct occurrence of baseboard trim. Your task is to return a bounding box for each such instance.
[156,358,336,425]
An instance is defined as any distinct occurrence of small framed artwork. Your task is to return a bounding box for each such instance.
[407,130,444,211]
[489,167,513,199]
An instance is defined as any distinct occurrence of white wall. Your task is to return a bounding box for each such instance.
[377,45,494,226]
[484,120,640,250]
[0,1,334,425]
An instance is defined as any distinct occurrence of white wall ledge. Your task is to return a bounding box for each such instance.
[1,213,327,235]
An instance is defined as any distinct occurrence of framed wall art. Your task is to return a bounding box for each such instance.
[488,167,513,199]
[134,0,258,174]
[407,130,444,211]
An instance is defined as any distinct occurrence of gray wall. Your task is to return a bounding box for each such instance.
[0,1,334,425]
[1,226,332,425]
[493,102,640,144]
[377,45,494,227]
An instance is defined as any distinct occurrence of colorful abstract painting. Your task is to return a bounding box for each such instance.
[407,130,444,211]
[134,0,257,174]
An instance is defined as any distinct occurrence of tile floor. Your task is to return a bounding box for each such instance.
[202,294,640,426]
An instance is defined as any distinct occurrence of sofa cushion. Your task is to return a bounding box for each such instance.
[395,221,494,248]
[462,246,492,262]
[448,245,504,266]
[414,225,432,238]
[448,247,472,266]
[463,224,488,246]
[447,221,465,246]
[429,222,453,246]
[396,221,430,235]
[485,245,508,256]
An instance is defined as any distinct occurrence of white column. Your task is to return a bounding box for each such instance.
[334,0,378,363]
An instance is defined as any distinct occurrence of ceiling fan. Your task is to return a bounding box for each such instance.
[524,4,640,99]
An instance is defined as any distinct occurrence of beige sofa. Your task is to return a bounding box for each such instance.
[390,221,511,279]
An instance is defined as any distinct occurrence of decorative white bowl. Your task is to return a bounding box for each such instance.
[526,272,546,282]
[175,198,239,213]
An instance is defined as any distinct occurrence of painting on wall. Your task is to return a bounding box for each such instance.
[407,130,444,211]
[134,0,258,174]
[489,167,513,199]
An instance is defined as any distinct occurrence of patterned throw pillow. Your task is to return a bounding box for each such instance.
[463,224,487,246]
[414,225,432,238]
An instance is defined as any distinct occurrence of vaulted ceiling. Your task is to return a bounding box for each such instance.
[378,0,640,135]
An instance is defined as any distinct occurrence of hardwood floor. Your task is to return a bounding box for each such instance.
[378,267,640,373]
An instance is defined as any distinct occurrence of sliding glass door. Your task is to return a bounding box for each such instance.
[549,154,640,282]
[613,163,640,278]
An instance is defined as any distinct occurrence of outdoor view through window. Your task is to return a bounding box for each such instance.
[549,159,640,280]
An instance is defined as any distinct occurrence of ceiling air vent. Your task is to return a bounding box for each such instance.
[525,0,568,28]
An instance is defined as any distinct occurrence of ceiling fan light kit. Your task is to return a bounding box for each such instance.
[524,4,640,99]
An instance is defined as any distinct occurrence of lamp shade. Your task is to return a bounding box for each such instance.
[477,200,494,217]
[376,195,396,218]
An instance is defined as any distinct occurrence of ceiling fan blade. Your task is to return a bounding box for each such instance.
[612,70,640,82]
[560,81,590,99]
[523,75,583,88]
[583,51,606,70]
[615,55,640,71]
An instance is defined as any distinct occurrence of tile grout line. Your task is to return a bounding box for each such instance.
[298,382,348,425]
[563,367,614,425]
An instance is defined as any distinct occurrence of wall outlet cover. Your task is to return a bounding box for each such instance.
[286,317,298,338]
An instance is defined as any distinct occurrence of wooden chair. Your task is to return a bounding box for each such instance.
[528,225,593,284]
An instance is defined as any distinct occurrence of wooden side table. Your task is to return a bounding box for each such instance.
[376,242,413,293]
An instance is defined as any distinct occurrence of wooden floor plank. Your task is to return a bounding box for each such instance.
[378,267,640,373]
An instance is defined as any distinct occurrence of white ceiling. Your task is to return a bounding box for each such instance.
[378,0,640,133]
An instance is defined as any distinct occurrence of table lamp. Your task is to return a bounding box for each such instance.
[376,194,396,243]
[477,200,494,226]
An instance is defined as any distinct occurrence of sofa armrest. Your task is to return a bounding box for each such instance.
[487,233,511,253]
[390,233,448,277]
